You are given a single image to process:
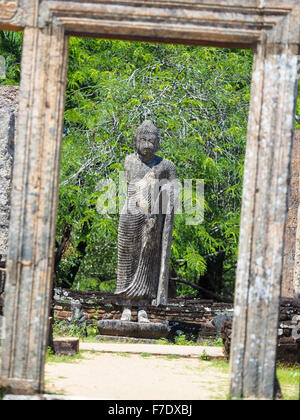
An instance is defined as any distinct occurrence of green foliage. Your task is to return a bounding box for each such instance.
[276,363,300,401]
[58,39,255,295]
[0,31,300,295]
[53,319,88,338]
[198,350,212,361]
[0,31,22,85]
[46,349,85,364]
[4,32,299,298]
[201,337,224,347]
[0,387,7,401]
[174,333,196,346]
[155,338,170,345]
[140,353,153,358]
[0,32,254,296]
[164,354,181,359]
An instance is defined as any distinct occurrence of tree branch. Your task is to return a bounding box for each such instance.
[171,277,233,303]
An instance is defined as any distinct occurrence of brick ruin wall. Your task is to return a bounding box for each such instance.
[53,288,233,340]
[53,288,300,363]
[221,298,300,364]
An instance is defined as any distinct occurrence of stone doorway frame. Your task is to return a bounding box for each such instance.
[0,0,299,399]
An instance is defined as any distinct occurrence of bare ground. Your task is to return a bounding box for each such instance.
[45,352,229,400]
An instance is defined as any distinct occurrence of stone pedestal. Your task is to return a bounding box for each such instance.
[97,320,170,340]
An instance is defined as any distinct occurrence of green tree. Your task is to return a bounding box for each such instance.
[58,39,254,297]
[1,32,299,299]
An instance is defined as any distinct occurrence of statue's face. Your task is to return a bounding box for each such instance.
[135,131,159,159]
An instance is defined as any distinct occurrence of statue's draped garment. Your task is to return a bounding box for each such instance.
[115,153,177,304]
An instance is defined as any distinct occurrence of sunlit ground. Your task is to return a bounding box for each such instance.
[44,351,299,400]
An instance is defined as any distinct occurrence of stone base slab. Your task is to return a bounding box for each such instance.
[96,335,158,344]
[53,338,79,355]
[97,320,170,339]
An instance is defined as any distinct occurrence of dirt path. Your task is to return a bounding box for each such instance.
[45,352,229,400]
[80,342,224,358]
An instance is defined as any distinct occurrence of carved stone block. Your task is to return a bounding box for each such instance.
[53,338,79,356]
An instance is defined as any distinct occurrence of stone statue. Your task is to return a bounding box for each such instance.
[115,120,177,323]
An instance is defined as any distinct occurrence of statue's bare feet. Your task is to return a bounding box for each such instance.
[121,307,131,321]
[138,309,150,323]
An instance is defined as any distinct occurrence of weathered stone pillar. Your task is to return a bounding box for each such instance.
[230,15,300,400]
[293,131,300,298]
[281,131,300,298]
[0,26,69,394]
[0,86,18,296]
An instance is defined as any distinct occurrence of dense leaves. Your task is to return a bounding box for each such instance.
[59,39,254,296]
[0,31,22,84]
[1,32,299,298]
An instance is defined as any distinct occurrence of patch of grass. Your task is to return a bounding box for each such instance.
[201,338,224,347]
[46,347,85,364]
[155,333,198,346]
[198,350,212,361]
[0,387,7,401]
[87,349,97,355]
[116,352,131,357]
[140,353,153,358]
[277,363,300,400]
[164,354,181,360]
[155,338,170,345]
[155,335,223,346]
[174,334,197,346]
[208,359,230,373]
[198,360,299,400]
[53,319,88,338]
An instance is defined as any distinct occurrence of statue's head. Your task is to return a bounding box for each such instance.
[134,120,159,159]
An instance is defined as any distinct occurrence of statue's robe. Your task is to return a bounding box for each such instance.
[115,153,177,305]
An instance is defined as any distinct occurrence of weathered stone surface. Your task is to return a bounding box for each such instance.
[0,25,69,395]
[211,313,233,336]
[293,131,300,299]
[98,320,170,339]
[282,131,300,298]
[53,338,79,356]
[96,335,158,344]
[115,121,177,321]
[230,16,300,399]
[0,86,18,298]
[277,336,300,364]
[0,86,17,257]
[222,298,300,364]
[53,287,232,327]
